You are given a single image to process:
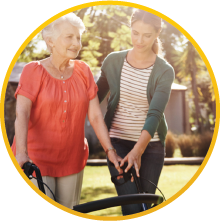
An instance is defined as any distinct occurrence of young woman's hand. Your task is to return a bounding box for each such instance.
[120,148,142,181]
[119,130,151,181]
[16,151,33,168]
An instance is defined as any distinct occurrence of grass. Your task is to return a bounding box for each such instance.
[173,148,182,158]
[80,164,200,217]
[155,165,199,199]
[80,166,121,216]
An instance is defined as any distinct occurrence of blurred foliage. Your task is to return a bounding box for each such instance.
[177,131,213,157]
[172,41,215,132]
[177,134,194,157]
[75,5,133,67]
[165,131,178,158]
[17,5,215,132]
[160,20,183,71]
[17,33,50,62]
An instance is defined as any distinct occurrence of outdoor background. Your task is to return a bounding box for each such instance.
[4,5,216,217]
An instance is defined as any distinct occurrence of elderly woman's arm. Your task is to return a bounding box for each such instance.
[88,95,122,173]
[15,95,33,168]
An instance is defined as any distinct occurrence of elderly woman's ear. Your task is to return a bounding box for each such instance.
[46,37,53,46]
[45,37,54,53]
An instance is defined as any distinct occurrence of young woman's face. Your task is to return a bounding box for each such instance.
[51,21,82,59]
[131,20,160,53]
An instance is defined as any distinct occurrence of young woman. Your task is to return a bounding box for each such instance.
[97,9,175,215]
[12,13,122,209]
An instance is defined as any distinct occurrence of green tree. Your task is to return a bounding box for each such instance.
[18,33,50,62]
[160,20,183,71]
[174,41,214,132]
[76,6,133,67]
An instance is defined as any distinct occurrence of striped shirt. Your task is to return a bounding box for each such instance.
[109,58,160,142]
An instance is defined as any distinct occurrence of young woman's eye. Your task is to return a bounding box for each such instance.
[145,35,151,38]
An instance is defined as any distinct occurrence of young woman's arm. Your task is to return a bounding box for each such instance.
[120,67,174,177]
[143,68,175,137]
[96,69,110,103]
[87,95,122,173]
[15,95,33,168]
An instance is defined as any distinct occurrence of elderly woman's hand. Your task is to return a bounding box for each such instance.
[107,150,123,174]
[16,151,33,168]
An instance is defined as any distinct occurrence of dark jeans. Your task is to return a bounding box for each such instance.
[107,138,165,216]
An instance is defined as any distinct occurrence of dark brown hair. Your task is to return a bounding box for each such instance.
[130,9,163,55]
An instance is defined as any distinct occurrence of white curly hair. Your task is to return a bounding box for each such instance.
[41,13,85,53]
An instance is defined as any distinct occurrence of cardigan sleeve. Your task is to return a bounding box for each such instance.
[142,67,175,138]
[96,63,110,103]
[84,64,98,101]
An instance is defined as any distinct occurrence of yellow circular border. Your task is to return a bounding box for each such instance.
[0,1,219,220]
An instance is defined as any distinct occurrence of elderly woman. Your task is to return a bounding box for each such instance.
[11,13,122,209]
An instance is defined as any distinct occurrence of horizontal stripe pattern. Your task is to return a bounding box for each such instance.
[109,59,160,142]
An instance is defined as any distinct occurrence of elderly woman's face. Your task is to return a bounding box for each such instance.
[51,21,81,59]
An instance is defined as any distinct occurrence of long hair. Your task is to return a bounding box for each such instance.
[130,9,163,56]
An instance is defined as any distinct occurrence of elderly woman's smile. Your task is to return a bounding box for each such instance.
[68,48,78,52]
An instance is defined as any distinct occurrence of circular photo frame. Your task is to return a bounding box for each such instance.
[1,1,219,220]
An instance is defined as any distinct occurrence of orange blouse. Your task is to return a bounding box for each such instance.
[11,60,98,177]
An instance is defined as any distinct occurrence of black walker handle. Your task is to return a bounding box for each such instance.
[109,161,148,210]
[22,162,46,194]
[109,161,144,193]
[21,162,162,213]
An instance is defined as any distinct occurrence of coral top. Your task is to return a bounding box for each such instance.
[11,60,98,177]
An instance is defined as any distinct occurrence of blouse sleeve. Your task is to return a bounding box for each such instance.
[14,62,42,103]
[84,63,98,100]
